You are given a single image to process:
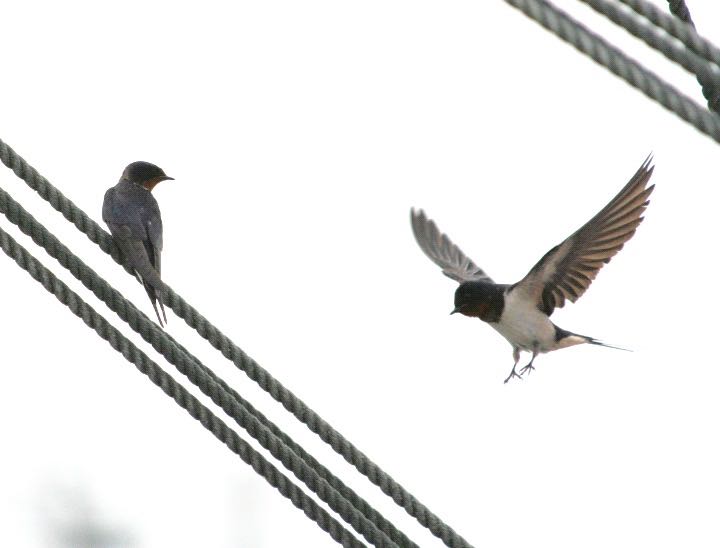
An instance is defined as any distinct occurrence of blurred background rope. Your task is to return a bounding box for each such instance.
[0,224,365,548]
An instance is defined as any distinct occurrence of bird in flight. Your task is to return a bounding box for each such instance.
[411,156,654,383]
[103,161,174,327]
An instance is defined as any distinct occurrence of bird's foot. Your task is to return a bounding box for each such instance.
[503,368,523,384]
[520,363,535,376]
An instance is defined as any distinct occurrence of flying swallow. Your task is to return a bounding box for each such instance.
[411,157,654,383]
[102,161,173,327]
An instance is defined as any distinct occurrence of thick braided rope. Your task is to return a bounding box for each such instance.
[666,0,692,23]
[578,0,720,88]
[0,185,414,548]
[662,0,720,112]
[616,0,720,67]
[0,225,364,548]
[0,139,471,548]
[611,0,720,114]
[504,0,720,144]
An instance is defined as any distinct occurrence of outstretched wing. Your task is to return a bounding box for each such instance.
[410,208,494,283]
[513,155,655,315]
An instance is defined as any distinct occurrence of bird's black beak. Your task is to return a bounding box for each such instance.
[161,175,174,181]
[450,307,460,315]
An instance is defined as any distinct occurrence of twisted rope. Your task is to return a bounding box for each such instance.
[0,138,471,547]
[605,0,720,114]
[616,0,720,67]
[666,0,693,26]
[662,0,720,112]
[578,0,720,89]
[0,224,365,548]
[0,184,414,548]
[504,0,720,144]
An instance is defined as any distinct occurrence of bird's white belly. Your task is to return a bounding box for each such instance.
[490,291,556,352]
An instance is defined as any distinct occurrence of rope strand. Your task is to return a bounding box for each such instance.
[0,224,365,548]
[0,183,416,548]
[666,0,693,24]
[617,0,720,66]
[661,0,720,112]
[504,0,720,143]
[7,2,720,543]
[578,0,720,88]
[0,137,473,548]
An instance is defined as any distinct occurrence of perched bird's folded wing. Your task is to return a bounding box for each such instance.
[143,211,168,325]
[115,235,165,291]
[145,210,163,274]
[411,208,494,283]
[513,155,655,315]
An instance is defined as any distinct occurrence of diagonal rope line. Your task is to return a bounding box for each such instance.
[577,0,720,88]
[666,0,692,24]
[590,0,720,113]
[504,0,720,144]
[0,184,415,548]
[662,0,720,112]
[617,0,720,67]
[0,138,471,548]
[0,224,365,548]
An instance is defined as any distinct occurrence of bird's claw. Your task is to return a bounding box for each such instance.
[520,363,535,376]
[503,369,523,384]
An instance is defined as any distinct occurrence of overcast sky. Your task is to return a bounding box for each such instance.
[1,1,719,547]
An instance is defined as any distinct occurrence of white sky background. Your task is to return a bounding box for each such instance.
[1,1,719,546]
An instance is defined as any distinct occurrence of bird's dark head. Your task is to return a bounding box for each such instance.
[452,281,496,318]
[121,161,174,191]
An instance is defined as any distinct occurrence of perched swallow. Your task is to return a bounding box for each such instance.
[102,161,173,327]
[411,157,654,383]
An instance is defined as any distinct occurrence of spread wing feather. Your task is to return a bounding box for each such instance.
[513,155,655,315]
[410,208,493,284]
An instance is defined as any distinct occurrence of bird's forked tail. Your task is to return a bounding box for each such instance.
[584,337,631,352]
[555,326,631,352]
